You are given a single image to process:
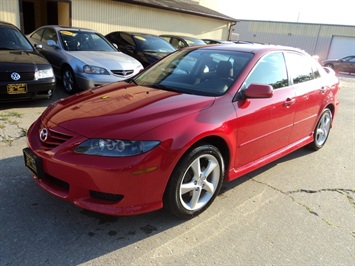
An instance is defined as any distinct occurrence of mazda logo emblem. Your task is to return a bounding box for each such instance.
[11,72,21,81]
[39,128,49,142]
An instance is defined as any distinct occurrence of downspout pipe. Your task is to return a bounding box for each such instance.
[228,21,238,41]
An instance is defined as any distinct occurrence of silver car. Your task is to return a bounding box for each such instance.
[27,25,143,93]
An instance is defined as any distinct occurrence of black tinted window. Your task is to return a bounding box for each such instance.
[120,33,135,46]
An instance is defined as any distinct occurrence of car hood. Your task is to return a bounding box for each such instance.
[0,50,49,70]
[43,82,214,139]
[70,51,143,69]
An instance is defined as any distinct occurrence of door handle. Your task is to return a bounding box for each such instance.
[284,98,296,107]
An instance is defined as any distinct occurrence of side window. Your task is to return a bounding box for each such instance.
[286,52,314,84]
[169,38,185,49]
[310,59,321,79]
[244,52,288,89]
[161,36,170,43]
[121,33,135,46]
[31,28,44,41]
[42,28,58,43]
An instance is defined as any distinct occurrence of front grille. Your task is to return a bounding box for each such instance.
[111,70,134,76]
[0,72,35,82]
[90,190,124,202]
[41,128,73,150]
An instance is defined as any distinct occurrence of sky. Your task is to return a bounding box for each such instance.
[201,0,355,26]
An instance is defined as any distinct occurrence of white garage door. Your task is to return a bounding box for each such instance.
[328,36,355,59]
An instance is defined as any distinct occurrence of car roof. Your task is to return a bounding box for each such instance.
[36,25,96,32]
[183,43,306,55]
[0,21,19,29]
[160,34,201,39]
[108,31,162,37]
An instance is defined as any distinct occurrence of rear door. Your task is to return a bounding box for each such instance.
[285,52,325,143]
[234,52,296,168]
[344,56,355,73]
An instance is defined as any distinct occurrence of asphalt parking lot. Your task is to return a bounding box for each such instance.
[0,75,354,265]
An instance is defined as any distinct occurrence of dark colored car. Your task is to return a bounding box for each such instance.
[203,39,234,44]
[24,44,340,219]
[321,55,355,74]
[105,31,176,67]
[0,21,55,102]
[160,34,206,49]
[27,26,143,94]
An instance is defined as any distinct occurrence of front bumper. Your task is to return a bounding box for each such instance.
[75,72,138,91]
[0,79,55,102]
[23,119,176,216]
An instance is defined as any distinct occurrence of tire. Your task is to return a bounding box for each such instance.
[164,144,224,219]
[324,63,334,69]
[62,67,78,94]
[307,108,332,150]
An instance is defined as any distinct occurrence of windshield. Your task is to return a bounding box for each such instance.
[60,30,117,51]
[133,35,175,53]
[0,26,33,51]
[134,48,254,96]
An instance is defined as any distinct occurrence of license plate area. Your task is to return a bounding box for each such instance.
[7,84,27,94]
[23,148,45,179]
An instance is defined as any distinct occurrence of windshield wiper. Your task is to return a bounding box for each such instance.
[149,84,179,92]
[0,47,15,50]
[125,77,138,85]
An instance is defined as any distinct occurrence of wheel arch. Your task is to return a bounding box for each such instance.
[181,135,231,180]
[61,63,73,76]
[324,103,336,126]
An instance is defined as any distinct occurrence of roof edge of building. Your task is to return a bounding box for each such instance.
[112,0,238,22]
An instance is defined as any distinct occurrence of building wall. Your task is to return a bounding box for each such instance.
[233,20,355,60]
[0,0,20,26]
[71,0,229,38]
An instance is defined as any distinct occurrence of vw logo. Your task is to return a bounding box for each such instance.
[39,128,49,142]
[10,72,21,81]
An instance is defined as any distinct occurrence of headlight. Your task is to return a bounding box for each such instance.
[83,65,109,75]
[35,68,54,79]
[74,139,160,157]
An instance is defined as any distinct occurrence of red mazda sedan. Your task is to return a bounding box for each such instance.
[23,44,340,218]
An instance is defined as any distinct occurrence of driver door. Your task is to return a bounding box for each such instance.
[233,52,296,168]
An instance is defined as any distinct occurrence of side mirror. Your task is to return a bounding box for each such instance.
[47,40,58,47]
[112,43,118,49]
[34,43,43,50]
[244,83,273,98]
